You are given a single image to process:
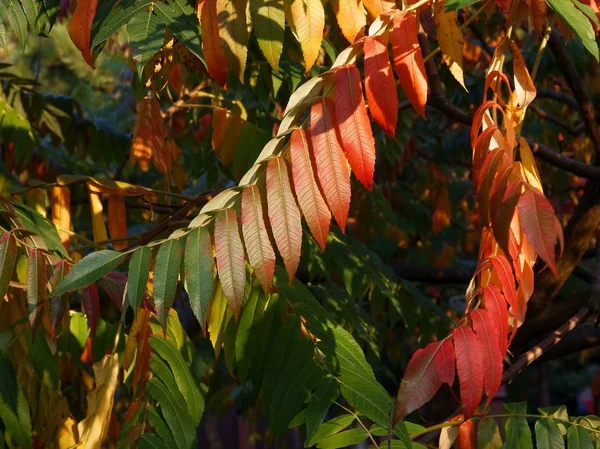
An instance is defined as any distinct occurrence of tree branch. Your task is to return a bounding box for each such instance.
[528,104,585,135]
[526,138,600,181]
[536,88,580,110]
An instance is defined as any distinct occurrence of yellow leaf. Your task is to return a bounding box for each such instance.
[362,0,395,18]
[131,98,165,172]
[87,183,108,248]
[57,417,80,449]
[434,2,466,90]
[217,0,250,82]
[518,137,543,192]
[284,0,325,71]
[207,281,230,359]
[51,186,71,250]
[331,0,366,43]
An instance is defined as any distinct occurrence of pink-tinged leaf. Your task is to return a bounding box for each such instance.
[0,232,17,300]
[364,35,398,138]
[49,261,70,341]
[509,41,536,108]
[81,283,100,340]
[391,11,428,118]
[477,149,509,226]
[434,338,455,387]
[490,255,517,318]
[482,285,509,356]
[335,65,377,191]
[516,185,562,276]
[310,98,352,231]
[289,128,331,251]
[394,339,455,421]
[471,309,503,405]
[215,209,246,320]
[101,271,127,311]
[453,325,483,419]
[266,156,303,282]
[27,249,47,340]
[241,185,276,292]
[490,167,521,258]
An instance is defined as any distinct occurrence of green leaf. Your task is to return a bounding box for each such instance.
[42,0,60,30]
[0,355,32,449]
[307,414,356,447]
[146,406,178,448]
[20,0,46,34]
[567,426,594,449]
[250,0,285,70]
[153,238,183,326]
[27,249,47,338]
[504,402,528,415]
[128,9,165,78]
[0,18,8,55]
[153,1,204,62]
[149,336,204,426]
[0,430,4,449]
[535,419,565,449]
[91,0,153,49]
[4,0,28,52]
[146,377,197,449]
[26,328,59,387]
[539,406,569,435]
[149,356,180,395]
[546,0,599,60]
[127,246,152,313]
[573,0,600,27]
[138,434,169,449]
[478,417,502,449]
[505,416,533,449]
[184,227,213,333]
[305,376,339,442]
[12,201,69,258]
[67,312,88,362]
[443,0,480,11]
[235,283,268,382]
[317,428,368,449]
[0,232,17,302]
[53,250,127,297]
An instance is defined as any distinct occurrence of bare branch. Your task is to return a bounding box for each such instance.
[528,104,585,135]
[526,138,600,181]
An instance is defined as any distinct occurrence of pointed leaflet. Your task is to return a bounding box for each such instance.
[0,232,17,300]
[127,246,153,314]
[310,98,351,232]
[241,185,276,291]
[478,417,503,449]
[81,283,100,340]
[197,0,228,86]
[510,41,536,108]
[517,185,562,276]
[362,0,395,17]
[394,339,455,420]
[266,156,302,281]
[68,0,99,67]
[250,0,285,70]
[50,261,69,340]
[51,185,71,250]
[107,194,127,251]
[535,419,565,449]
[153,238,184,326]
[434,1,465,89]
[482,285,509,355]
[363,36,398,138]
[128,8,165,79]
[101,272,126,311]
[27,249,47,340]
[87,185,108,248]
[284,0,324,71]
[471,309,503,405]
[4,0,28,52]
[184,227,214,332]
[490,255,518,319]
[453,325,483,418]
[289,128,331,251]
[215,209,246,319]
[216,0,249,82]
[331,0,366,43]
[335,65,377,191]
[391,11,428,118]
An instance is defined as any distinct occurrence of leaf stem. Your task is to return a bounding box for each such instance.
[531,24,552,82]
[334,401,381,449]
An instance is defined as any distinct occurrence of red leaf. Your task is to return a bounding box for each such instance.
[391,11,428,118]
[490,168,521,258]
[82,283,100,340]
[266,156,303,282]
[215,209,246,319]
[364,35,398,138]
[197,0,229,87]
[477,148,509,226]
[310,98,351,232]
[516,185,562,275]
[335,65,377,191]
[27,249,47,340]
[458,421,477,449]
[241,184,276,292]
[453,325,483,418]
[394,339,455,421]
[101,271,127,311]
[471,309,503,405]
[490,255,517,316]
[289,128,331,251]
[67,0,99,67]
[482,285,509,355]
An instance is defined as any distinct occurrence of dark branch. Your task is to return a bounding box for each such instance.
[528,104,585,135]
[526,138,600,181]
[392,264,474,284]
[536,88,580,111]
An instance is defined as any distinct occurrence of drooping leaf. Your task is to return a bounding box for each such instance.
[138,434,169,449]
[505,416,533,449]
[284,0,324,71]
[482,285,509,355]
[535,419,565,449]
[197,0,229,86]
[101,271,126,311]
[12,200,69,258]
[5,0,28,52]
[241,185,276,292]
[0,19,8,54]
[20,0,46,35]
[128,8,165,79]
[362,0,394,17]
[216,0,249,82]
[146,406,178,448]
[266,156,303,282]
[27,249,47,339]
[50,185,71,250]
[127,246,153,314]
[0,355,32,449]
[509,41,536,108]
[92,0,153,49]
[214,209,246,319]
[310,98,351,232]
[107,194,127,251]
[68,0,99,66]
[184,226,213,333]
[234,283,267,381]
[307,414,356,447]
[331,0,366,43]
[434,1,465,89]
[87,184,109,248]
[471,309,503,405]
[153,238,184,326]
[363,35,398,138]
[453,325,483,419]
[250,0,285,70]
[317,428,368,449]
[391,11,428,118]
[566,426,593,449]
[478,417,502,449]
[546,0,599,60]
[154,0,203,61]
[439,424,460,449]
[0,232,17,301]
[81,283,100,340]
[50,261,69,340]
[305,376,340,442]
[334,65,376,191]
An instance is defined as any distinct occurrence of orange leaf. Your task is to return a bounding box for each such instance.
[212,108,229,154]
[131,98,165,172]
[67,0,99,67]
[215,209,246,319]
[335,65,376,191]
[51,185,71,250]
[266,156,303,282]
[362,0,395,18]
[197,0,229,86]
[434,2,465,90]
[241,185,276,292]
[285,0,325,71]
[216,0,249,82]
[87,183,108,248]
[332,0,366,43]
[289,128,331,251]
[364,35,398,138]
[509,41,536,108]
[453,325,483,419]
[471,309,503,405]
[482,285,509,355]
[310,98,351,232]
[391,11,428,118]
[107,195,127,251]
